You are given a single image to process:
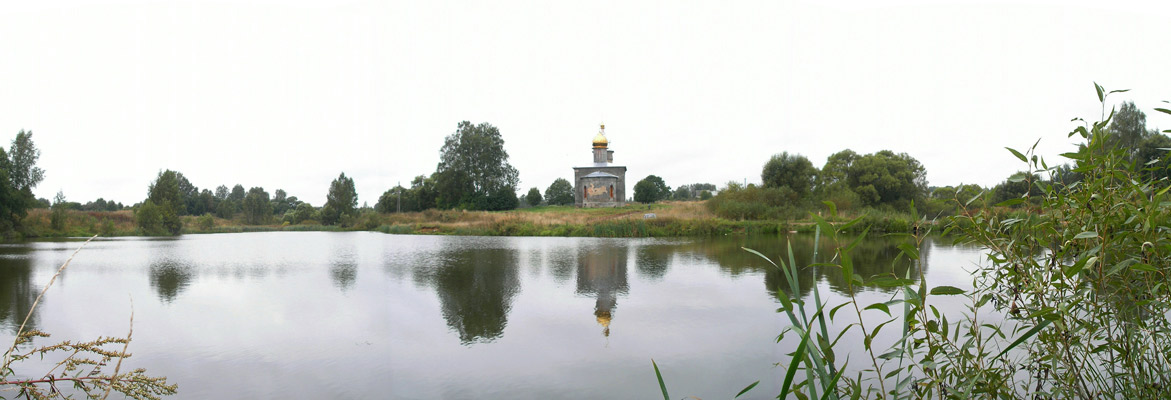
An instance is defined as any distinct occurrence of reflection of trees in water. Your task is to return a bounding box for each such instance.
[0,249,37,333]
[547,247,576,283]
[577,245,629,337]
[330,262,357,291]
[677,234,928,301]
[634,244,670,281]
[429,248,521,345]
[149,259,194,303]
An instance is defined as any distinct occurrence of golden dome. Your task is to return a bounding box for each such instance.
[592,123,608,148]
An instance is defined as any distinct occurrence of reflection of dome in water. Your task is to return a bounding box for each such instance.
[595,310,611,337]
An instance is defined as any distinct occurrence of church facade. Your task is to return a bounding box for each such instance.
[573,124,627,207]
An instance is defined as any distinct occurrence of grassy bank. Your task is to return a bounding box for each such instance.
[19,201,929,239]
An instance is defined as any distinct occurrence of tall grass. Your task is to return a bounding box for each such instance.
[656,84,1171,399]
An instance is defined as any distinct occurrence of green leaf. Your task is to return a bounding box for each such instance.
[865,302,891,316]
[994,320,1051,360]
[1130,263,1158,272]
[1006,147,1028,163]
[1073,231,1098,239]
[929,286,966,295]
[1094,82,1104,102]
[822,201,837,218]
[734,381,760,398]
[781,328,812,398]
[896,242,920,260]
[1155,107,1171,116]
[651,359,669,400]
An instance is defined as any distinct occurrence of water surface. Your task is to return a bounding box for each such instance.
[0,232,982,399]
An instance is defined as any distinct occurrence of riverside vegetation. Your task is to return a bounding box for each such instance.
[653,84,1171,399]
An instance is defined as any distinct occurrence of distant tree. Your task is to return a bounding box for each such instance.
[846,150,927,209]
[34,198,50,209]
[1136,133,1171,182]
[50,191,66,231]
[286,203,315,224]
[672,186,692,200]
[0,131,47,230]
[544,178,574,206]
[145,170,184,235]
[271,189,297,215]
[1105,101,1149,157]
[762,152,817,198]
[819,149,859,188]
[633,175,669,204]
[242,187,272,225]
[214,200,235,219]
[525,187,542,207]
[375,187,401,213]
[433,121,520,210]
[699,190,713,200]
[691,183,717,192]
[322,172,357,225]
[214,185,229,201]
[174,172,198,215]
[485,187,519,211]
[411,175,438,211]
[228,184,246,202]
[135,200,165,235]
[197,189,215,215]
[993,172,1042,206]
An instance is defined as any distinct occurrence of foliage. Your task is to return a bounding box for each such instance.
[241,187,272,225]
[322,172,358,225]
[698,190,713,200]
[762,151,817,197]
[0,131,47,234]
[525,187,542,207]
[705,182,803,220]
[134,201,166,235]
[678,84,1171,400]
[196,213,215,230]
[145,170,184,235]
[0,237,176,399]
[847,150,927,210]
[633,175,670,204]
[544,178,574,206]
[50,191,67,231]
[433,121,520,210]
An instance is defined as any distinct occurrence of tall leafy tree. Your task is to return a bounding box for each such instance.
[762,152,817,197]
[434,121,519,210]
[633,175,670,204]
[846,150,927,209]
[544,178,574,206]
[9,130,44,195]
[525,187,542,207]
[242,187,272,225]
[143,170,184,235]
[322,172,357,225]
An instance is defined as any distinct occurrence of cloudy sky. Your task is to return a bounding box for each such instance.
[2,0,1170,206]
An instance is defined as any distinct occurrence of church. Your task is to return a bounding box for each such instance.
[573,124,627,207]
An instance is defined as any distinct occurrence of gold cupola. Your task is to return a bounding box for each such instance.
[592,123,608,149]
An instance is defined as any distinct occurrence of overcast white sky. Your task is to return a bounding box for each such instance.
[3,0,1170,206]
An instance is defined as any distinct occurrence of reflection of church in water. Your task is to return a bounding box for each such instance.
[577,246,628,336]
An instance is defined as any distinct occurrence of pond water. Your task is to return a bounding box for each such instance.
[0,232,984,399]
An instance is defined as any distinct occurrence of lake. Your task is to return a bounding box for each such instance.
[0,232,984,399]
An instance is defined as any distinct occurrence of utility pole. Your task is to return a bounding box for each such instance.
[396,182,401,213]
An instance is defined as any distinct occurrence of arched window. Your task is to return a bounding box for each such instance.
[609,184,614,199]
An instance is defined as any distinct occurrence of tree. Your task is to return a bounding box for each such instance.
[672,186,692,200]
[434,121,520,210]
[846,150,927,209]
[819,149,859,189]
[214,185,229,201]
[135,200,165,235]
[242,187,272,225]
[50,191,66,231]
[322,172,357,225]
[228,184,246,202]
[699,190,713,200]
[762,152,817,197]
[1105,101,1150,157]
[633,175,670,204]
[992,172,1042,206]
[1136,133,1171,182]
[175,172,198,215]
[145,170,184,235]
[544,178,574,206]
[375,186,402,213]
[525,187,542,207]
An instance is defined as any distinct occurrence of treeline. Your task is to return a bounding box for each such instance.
[134,170,359,235]
[707,99,1170,222]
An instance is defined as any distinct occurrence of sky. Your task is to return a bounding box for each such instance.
[2,0,1170,206]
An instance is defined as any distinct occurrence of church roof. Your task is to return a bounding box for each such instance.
[583,171,619,179]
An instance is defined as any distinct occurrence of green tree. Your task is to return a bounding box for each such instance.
[145,170,184,235]
[544,178,574,206]
[322,172,357,225]
[175,172,198,215]
[228,184,246,202]
[1105,101,1150,157]
[761,152,817,197]
[525,187,542,207]
[375,187,401,213]
[698,190,713,200]
[434,121,519,210]
[672,185,692,200]
[214,185,229,200]
[1136,133,1171,181]
[135,200,165,235]
[9,130,44,207]
[633,175,669,204]
[242,187,272,225]
[846,150,927,209]
[50,191,66,231]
